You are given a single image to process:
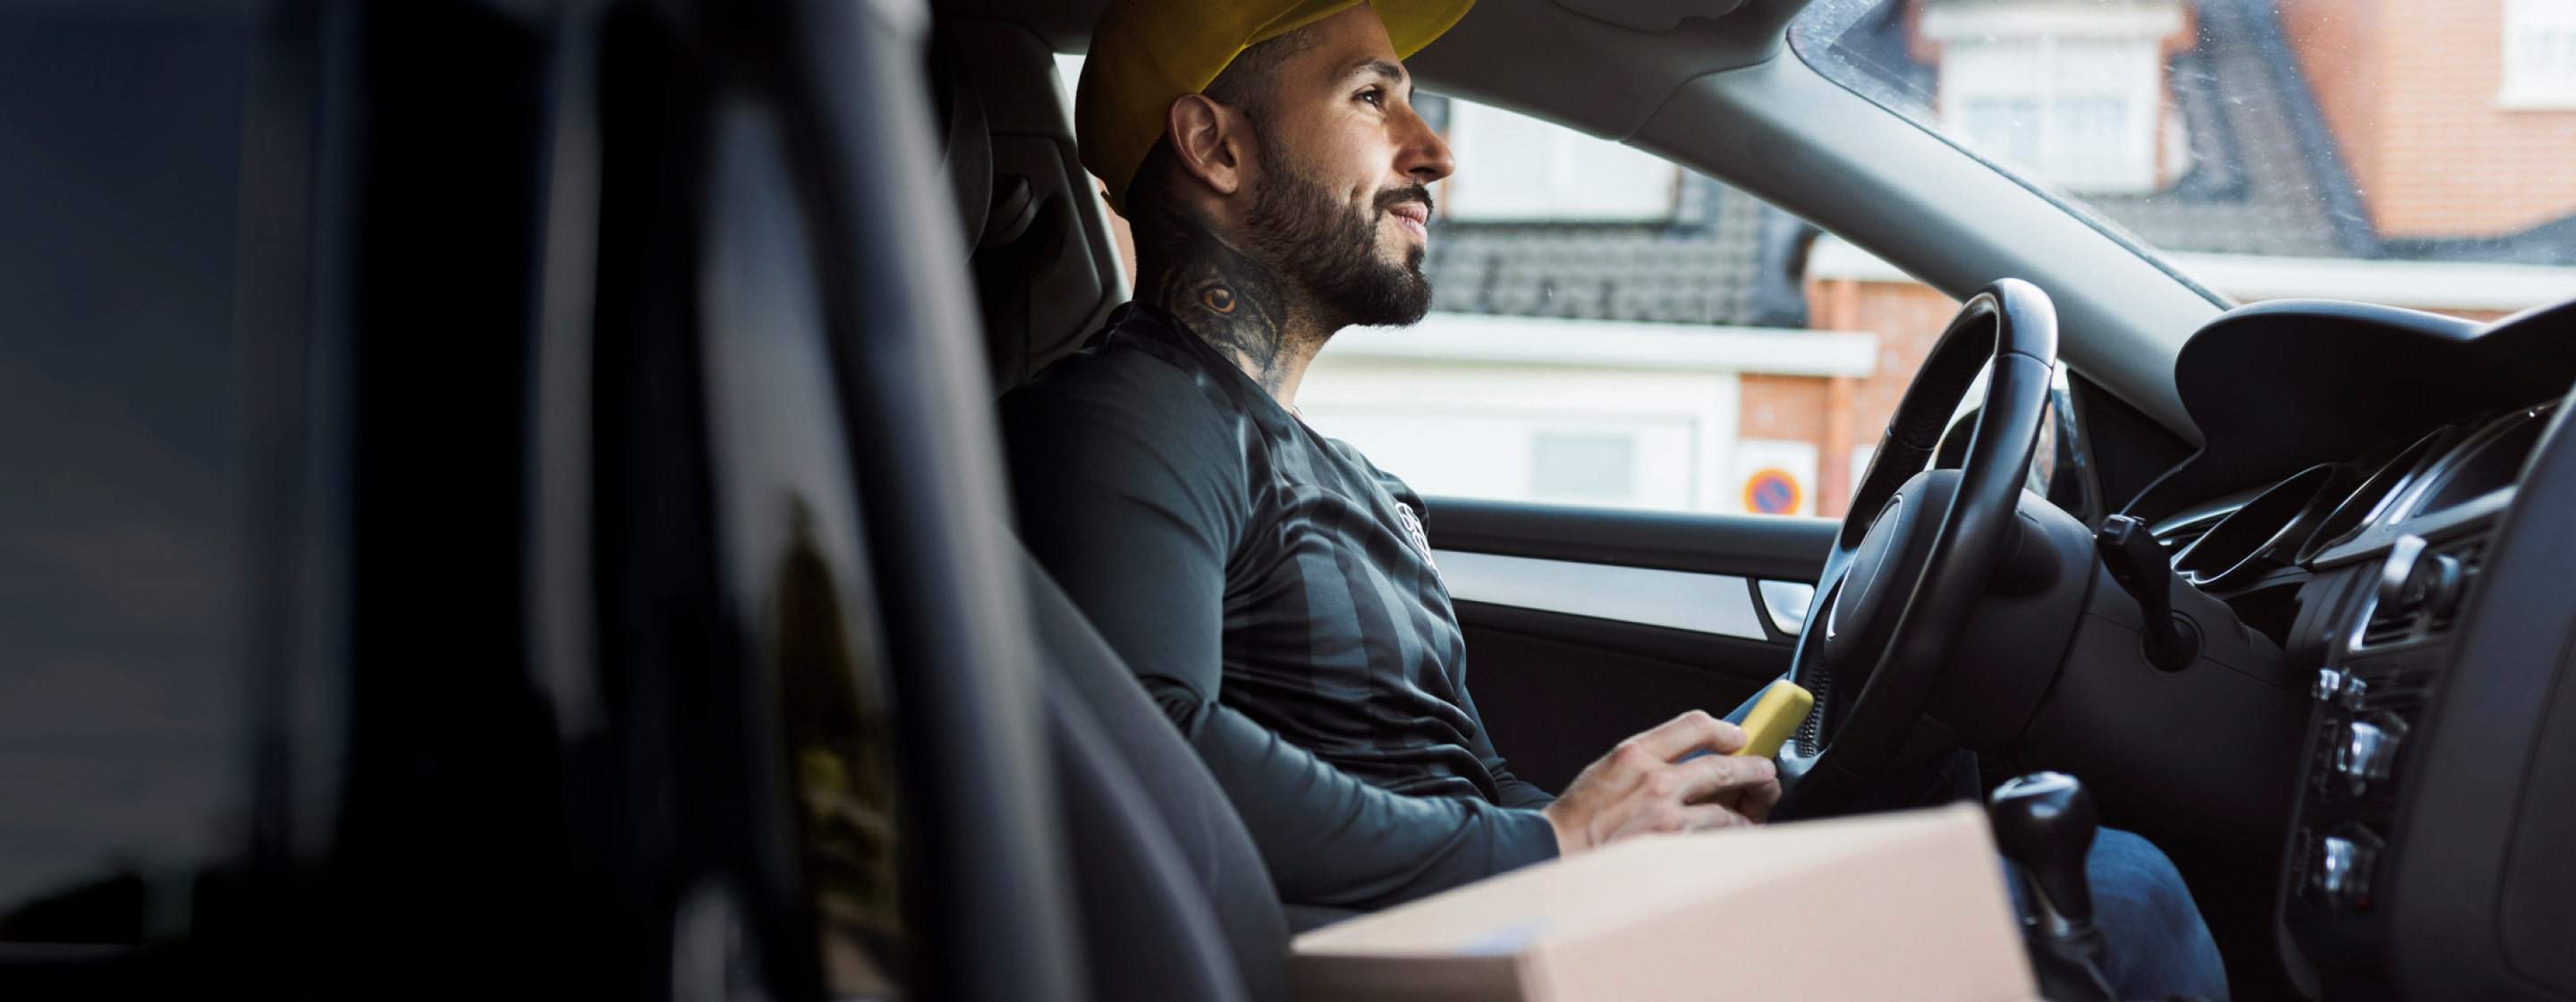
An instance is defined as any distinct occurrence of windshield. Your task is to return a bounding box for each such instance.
[1792,0,2576,322]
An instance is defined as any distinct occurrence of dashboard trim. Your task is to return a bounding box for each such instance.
[2310,486,2518,571]
[2402,406,2554,521]
[2385,408,2540,522]
[2293,429,2450,565]
[2172,463,2340,592]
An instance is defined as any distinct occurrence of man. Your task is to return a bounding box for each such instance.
[1003,1,2226,997]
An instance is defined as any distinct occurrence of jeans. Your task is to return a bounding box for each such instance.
[2004,827,2231,1001]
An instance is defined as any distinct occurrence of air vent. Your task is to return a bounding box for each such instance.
[2356,535,2484,650]
[2360,604,2415,648]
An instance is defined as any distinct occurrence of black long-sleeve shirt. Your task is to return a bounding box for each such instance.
[1000,303,1559,911]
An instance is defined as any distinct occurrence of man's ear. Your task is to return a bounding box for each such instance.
[1165,93,1247,198]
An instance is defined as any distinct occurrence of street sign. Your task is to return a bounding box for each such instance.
[1744,468,1803,515]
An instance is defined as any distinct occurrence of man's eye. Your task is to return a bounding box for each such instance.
[1358,88,1385,108]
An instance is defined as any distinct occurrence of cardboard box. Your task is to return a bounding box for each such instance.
[1288,803,2037,1001]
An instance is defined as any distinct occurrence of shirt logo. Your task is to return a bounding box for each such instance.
[1394,502,1442,580]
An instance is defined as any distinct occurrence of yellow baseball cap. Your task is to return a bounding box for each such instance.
[1075,0,1476,215]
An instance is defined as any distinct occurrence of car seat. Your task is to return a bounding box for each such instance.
[1021,551,1292,1002]
[928,21,1300,1001]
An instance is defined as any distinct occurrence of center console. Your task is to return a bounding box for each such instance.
[2279,404,2576,1001]
[2281,519,2488,989]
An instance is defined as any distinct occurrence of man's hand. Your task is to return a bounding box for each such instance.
[1542,710,1783,856]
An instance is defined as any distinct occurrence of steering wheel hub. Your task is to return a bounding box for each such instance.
[1825,495,1901,643]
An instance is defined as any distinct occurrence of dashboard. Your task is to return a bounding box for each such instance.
[2119,298,2576,1001]
[2152,405,2551,602]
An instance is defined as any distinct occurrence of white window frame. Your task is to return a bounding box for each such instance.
[1936,36,2165,195]
[2502,0,2576,108]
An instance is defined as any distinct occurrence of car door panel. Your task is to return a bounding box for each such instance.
[1424,497,1835,792]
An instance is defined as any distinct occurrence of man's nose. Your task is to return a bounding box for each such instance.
[1396,101,1454,185]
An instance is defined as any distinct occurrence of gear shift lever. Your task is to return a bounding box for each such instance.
[1992,771,2098,928]
[1990,771,2114,1001]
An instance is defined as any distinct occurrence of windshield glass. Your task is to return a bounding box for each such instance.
[1792,0,2576,322]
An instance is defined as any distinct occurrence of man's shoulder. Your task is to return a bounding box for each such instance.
[1321,436,1423,506]
[1002,327,1238,440]
[998,319,1259,497]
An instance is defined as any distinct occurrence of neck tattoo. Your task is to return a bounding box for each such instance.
[1135,204,1327,400]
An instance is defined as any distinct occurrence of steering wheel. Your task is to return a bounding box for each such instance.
[1774,279,2059,815]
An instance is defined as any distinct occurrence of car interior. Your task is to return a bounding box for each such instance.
[8,0,2576,1000]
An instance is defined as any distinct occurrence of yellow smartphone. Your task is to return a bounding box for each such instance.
[1729,680,1814,760]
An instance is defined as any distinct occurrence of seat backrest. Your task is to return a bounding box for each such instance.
[936,15,1129,395]
[931,24,1288,998]
[1020,549,1292,1002]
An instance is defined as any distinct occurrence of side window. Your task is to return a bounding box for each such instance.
[1047,57,1962,521]
[1302,95,1957,521]
[0,8,256,948]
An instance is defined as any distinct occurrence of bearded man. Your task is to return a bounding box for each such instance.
[999,3,2226,998]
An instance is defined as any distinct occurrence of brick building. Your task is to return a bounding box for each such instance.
[2279,0,2576,242]
[1768,0,2576,516]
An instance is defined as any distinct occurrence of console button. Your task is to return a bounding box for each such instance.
[2314,667,2345,701]
[2316,826,2385,912]
[2334,715,2406,796]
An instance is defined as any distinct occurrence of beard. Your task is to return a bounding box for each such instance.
[1240,143,1434,328]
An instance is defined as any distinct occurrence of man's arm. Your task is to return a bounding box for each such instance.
[1002,380,1557,909]
[1459,687,1556,810]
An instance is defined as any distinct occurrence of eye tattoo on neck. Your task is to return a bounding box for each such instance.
[1138,204,1306,395]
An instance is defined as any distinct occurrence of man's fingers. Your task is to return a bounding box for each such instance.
[1683,802,1753,831]
[1624,709,1747,763]
[1559,710,1771,853]
[1741,774,1784,822]
[1586,755,1777,843]
[1668,751,1777,802]
[1600,800,1753,842]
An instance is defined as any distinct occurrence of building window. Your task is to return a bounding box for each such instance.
[1922,3,2185,195]
[1440,99,1682,221]
[1961,97,2044,166]
[2503,0,2576,107]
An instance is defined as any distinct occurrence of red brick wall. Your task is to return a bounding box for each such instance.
[2278,0,2386,221]
[2279,0,2576,238]
[1741,374,1831,442]
[1835,284,1964,447]
[1793,278,1964,517]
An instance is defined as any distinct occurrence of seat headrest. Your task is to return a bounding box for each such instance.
[926,21,1117,395]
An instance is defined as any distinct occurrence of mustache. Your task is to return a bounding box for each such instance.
[1375,183,1435,217]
